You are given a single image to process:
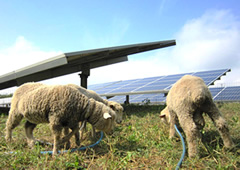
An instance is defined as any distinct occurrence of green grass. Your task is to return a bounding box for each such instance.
[0,103,239,169]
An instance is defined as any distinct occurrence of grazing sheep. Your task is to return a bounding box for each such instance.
[67,84,124,123]
[67,84,123,139]
[5,83,117,155]
[160,75,234,158]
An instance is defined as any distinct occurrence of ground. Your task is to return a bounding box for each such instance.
[0,103,239,169]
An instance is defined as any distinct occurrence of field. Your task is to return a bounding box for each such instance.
[0,103,239,169]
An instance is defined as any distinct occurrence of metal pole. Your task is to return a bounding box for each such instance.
[79,64,90,89]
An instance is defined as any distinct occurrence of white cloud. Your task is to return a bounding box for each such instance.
[0,36,62,94]
[171,9,240,85]
[172,10,240,69]
[0,36,62,74]
[89,9,240,86]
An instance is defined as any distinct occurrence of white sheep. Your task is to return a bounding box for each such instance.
[5,83,117,155]
[160,75,234,158]
[67,84,123,139]
[67,84,123,123]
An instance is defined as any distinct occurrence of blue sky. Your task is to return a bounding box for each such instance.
[1,0,240,93]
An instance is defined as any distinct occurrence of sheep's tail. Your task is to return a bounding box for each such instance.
[192,88,209,106]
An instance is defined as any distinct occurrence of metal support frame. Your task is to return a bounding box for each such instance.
[79,64,90,88]
[125,95,130,104]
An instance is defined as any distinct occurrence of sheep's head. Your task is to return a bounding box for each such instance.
[160,106,171,124]
[108,101,124,124]
[94,105,117,135]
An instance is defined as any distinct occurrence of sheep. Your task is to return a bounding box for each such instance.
[67,84,124,123]
[160,75,234,158]
[67,84,123,139]
[5,83,117,155]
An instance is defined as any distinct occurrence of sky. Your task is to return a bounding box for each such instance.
[0,0,240,94]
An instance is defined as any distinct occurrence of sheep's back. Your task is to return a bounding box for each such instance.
[167,75,212,110]
[67,84,106,104]
[17,84,89,124]
[11,82,44,111]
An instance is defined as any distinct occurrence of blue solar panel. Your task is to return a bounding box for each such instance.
[108,95,126,103]
[107,86,240,104]
[214,86,240,101]
[192,69,229,85]
[88,69,231,103]
[134,85,169,91]
[209,87,224,98]
[88,81,121,92]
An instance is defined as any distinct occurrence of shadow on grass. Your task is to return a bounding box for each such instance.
[82,131,147,157]
[115,140,147,152]
[200,130,240,157]
[123,104,166,118]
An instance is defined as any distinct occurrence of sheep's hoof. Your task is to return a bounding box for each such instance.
[52,151,58,157]
[223,143,235,152]
[5,136,11,142]
[75,140,80,146]
[224,140,235,149]
[65,142,71,150]
[189,154,199,159]
[27,140,35,148]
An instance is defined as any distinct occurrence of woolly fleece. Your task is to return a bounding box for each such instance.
[5,83,116,155]
[160,75,234,158]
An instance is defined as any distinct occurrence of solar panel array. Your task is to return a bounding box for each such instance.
[1,68,239,107]
[88,68,232,103]
[212,86,240,101]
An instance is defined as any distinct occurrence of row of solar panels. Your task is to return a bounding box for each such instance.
[1,68,239,106]
[1,86,239,106]
[99,86,240,104]
[89,69,230,95]
[87,68,240,103]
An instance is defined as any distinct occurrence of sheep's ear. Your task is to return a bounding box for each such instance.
[160,114,166,118]
[103,112,112,119]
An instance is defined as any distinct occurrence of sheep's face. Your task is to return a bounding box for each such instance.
[160,107,171,124]
[108,101,124,124]
[94,107,117,135]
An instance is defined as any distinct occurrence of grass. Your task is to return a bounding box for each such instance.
[0,103,239,169]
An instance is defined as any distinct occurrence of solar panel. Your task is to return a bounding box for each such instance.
[0,97,11,106]
[0,69,234,107]
[88,68,231,104]
[88,81,121,92]
[108,86,240,104]
[192,69,229,85]
[214,86,240,101]
[209,87,224,99]
[130,93,166,104]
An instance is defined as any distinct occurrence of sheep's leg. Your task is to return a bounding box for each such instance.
[204,103,234,148]
[59,126,80,146]
[63,127,80,148]
[91,125,96,138]
[169,120,175,139]
[5,111,23,142]
[63,127,71,149]
[193,111,205,139]
[51,124,63,155]
[74,129,80,146]
[79,121,87,140]
[24,121,37,148]
[179,115,200,158]
[169,110,177,139]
